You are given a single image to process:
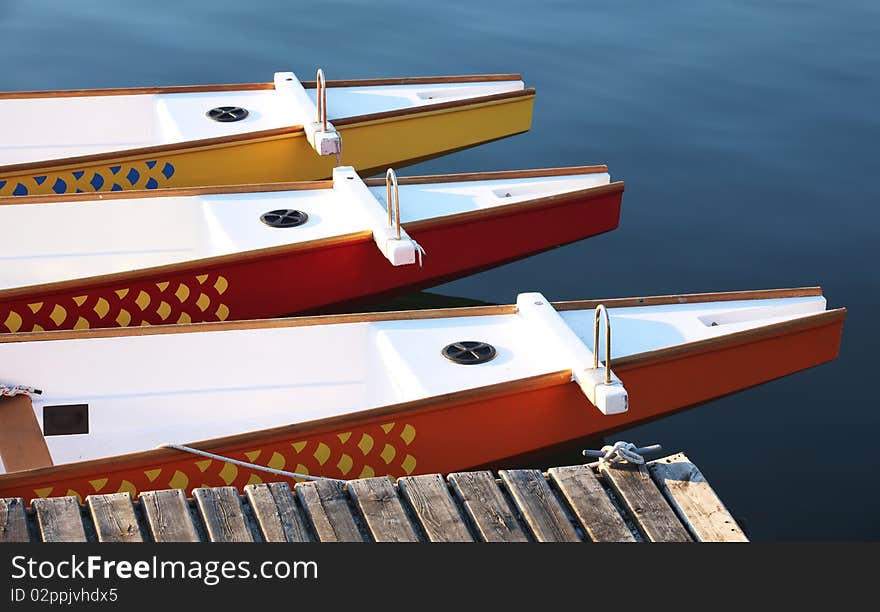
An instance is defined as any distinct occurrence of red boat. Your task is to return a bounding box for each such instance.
[0,165,622,333]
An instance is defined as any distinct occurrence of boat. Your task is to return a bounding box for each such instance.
[0,165,623,333]
[0,287,844,501]
[0,70,535,196]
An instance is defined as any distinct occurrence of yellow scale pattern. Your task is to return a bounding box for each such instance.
[37,422,419,502]
[1,273,230,333]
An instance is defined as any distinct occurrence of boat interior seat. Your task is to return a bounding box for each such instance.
[0,395,54,473]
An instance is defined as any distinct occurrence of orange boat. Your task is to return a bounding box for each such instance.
[0,287,844,503]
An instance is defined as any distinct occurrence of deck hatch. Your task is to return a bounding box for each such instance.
[260,209,309,228]
[43,404,89,436]
[206,106,249,122]
[442,341,497,365]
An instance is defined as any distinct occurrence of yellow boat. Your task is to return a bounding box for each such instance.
[0,70,535,197]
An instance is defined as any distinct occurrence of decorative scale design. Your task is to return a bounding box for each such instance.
[26,422,419,503]
[0,160,175,197]
[0,272,230,333]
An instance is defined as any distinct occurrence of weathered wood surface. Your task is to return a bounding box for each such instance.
[140,489,200,542]
[548,465,636,542]
[448,470,529,542]
[32,496,88,542]
[398,473,473,542]
[296,479,365,542]
[600,463,692,542]
[193,486,253,542]
[499,469,579,542]
[0,497,30,542]
[348,477,419,542]
[0,454,744,543]
[648,453,747,542]
[86,492,143,543]
[245,482,312,543]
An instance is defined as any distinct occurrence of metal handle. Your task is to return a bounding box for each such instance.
[316,68,328,132]
[386,168,401,240]
[593,304,612,384]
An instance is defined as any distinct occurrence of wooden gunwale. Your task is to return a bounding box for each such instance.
[0,287,833,344]
[0,74,524,99]
[0,165,609,206]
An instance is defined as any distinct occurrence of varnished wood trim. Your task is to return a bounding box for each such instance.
[0,179,616,300]
[0,180,333,206]
[0,304,520,344]
[0,89,535,174]
[0,165,607,207]
[0,287,830,344]
[0,74,523,99]
[554,287,826,311]
[300,74,523,88]
[0,287,846,356]
[0,83,274,99]
[363,165,609,186]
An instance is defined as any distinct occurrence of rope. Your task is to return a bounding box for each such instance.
[0,384,42,398]
[158,443,345,483]
[583,441,662,466]
[412,239,427,268]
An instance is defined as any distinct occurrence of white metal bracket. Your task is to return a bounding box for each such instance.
[516,293,628,415]
[274,71,342,157]
[333,166,421,266]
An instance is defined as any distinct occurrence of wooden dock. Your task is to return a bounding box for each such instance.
[0,452,747,543]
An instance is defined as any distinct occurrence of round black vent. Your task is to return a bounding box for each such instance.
[260,209,309,228]
[206,106,249,122]
[441,341,497,365]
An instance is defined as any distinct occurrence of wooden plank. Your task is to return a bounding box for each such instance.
[0,498,31,542]
[397,474,474,542]
[347,477,420,542]
[548,465,635,542]
[244,483,312,542]
[499,469,580,542]
[32,496,87,542]
[648,453,748,542]
[139,489,200,542]
[600,463,692,542]
[192,487,254,542]
[86,493,144,543]
[0,395,53,472]
[295,480,364,542]
[448,471,528,542]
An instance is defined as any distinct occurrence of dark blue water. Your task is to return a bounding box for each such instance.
[2,1,877,540]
